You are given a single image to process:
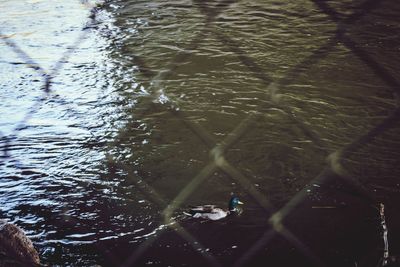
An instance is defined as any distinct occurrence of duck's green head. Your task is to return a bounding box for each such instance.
[229,196,244,211]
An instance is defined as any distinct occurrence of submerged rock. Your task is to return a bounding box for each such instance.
[0,220,40,267]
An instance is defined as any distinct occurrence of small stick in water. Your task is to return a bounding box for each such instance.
[379,203,389,266]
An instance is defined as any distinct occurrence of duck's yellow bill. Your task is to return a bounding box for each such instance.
[238,201,244,205]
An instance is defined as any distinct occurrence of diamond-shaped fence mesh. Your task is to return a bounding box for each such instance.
[1,0,399,266]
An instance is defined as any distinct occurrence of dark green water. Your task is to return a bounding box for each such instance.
[1,0,400,266]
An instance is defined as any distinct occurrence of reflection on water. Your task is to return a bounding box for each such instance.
[1,0,400,266]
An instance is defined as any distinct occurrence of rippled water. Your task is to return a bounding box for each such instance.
[1,0,400,266]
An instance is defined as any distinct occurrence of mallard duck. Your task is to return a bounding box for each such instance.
[184,196,244,221]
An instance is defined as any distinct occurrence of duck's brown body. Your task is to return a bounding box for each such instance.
[187,205,230,220]
[184,196,243,221]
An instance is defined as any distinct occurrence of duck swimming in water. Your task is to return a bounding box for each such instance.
[184,196,244,221]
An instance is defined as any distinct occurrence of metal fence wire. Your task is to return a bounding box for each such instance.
[1,0,399,266]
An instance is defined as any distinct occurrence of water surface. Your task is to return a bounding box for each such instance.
[1,0,400,266]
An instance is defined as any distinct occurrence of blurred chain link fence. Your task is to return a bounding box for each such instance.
[1,0,399,266]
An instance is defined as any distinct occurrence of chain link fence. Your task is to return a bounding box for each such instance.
[1,0,399,266]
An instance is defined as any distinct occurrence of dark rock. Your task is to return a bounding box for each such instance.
[0,220,40,267]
